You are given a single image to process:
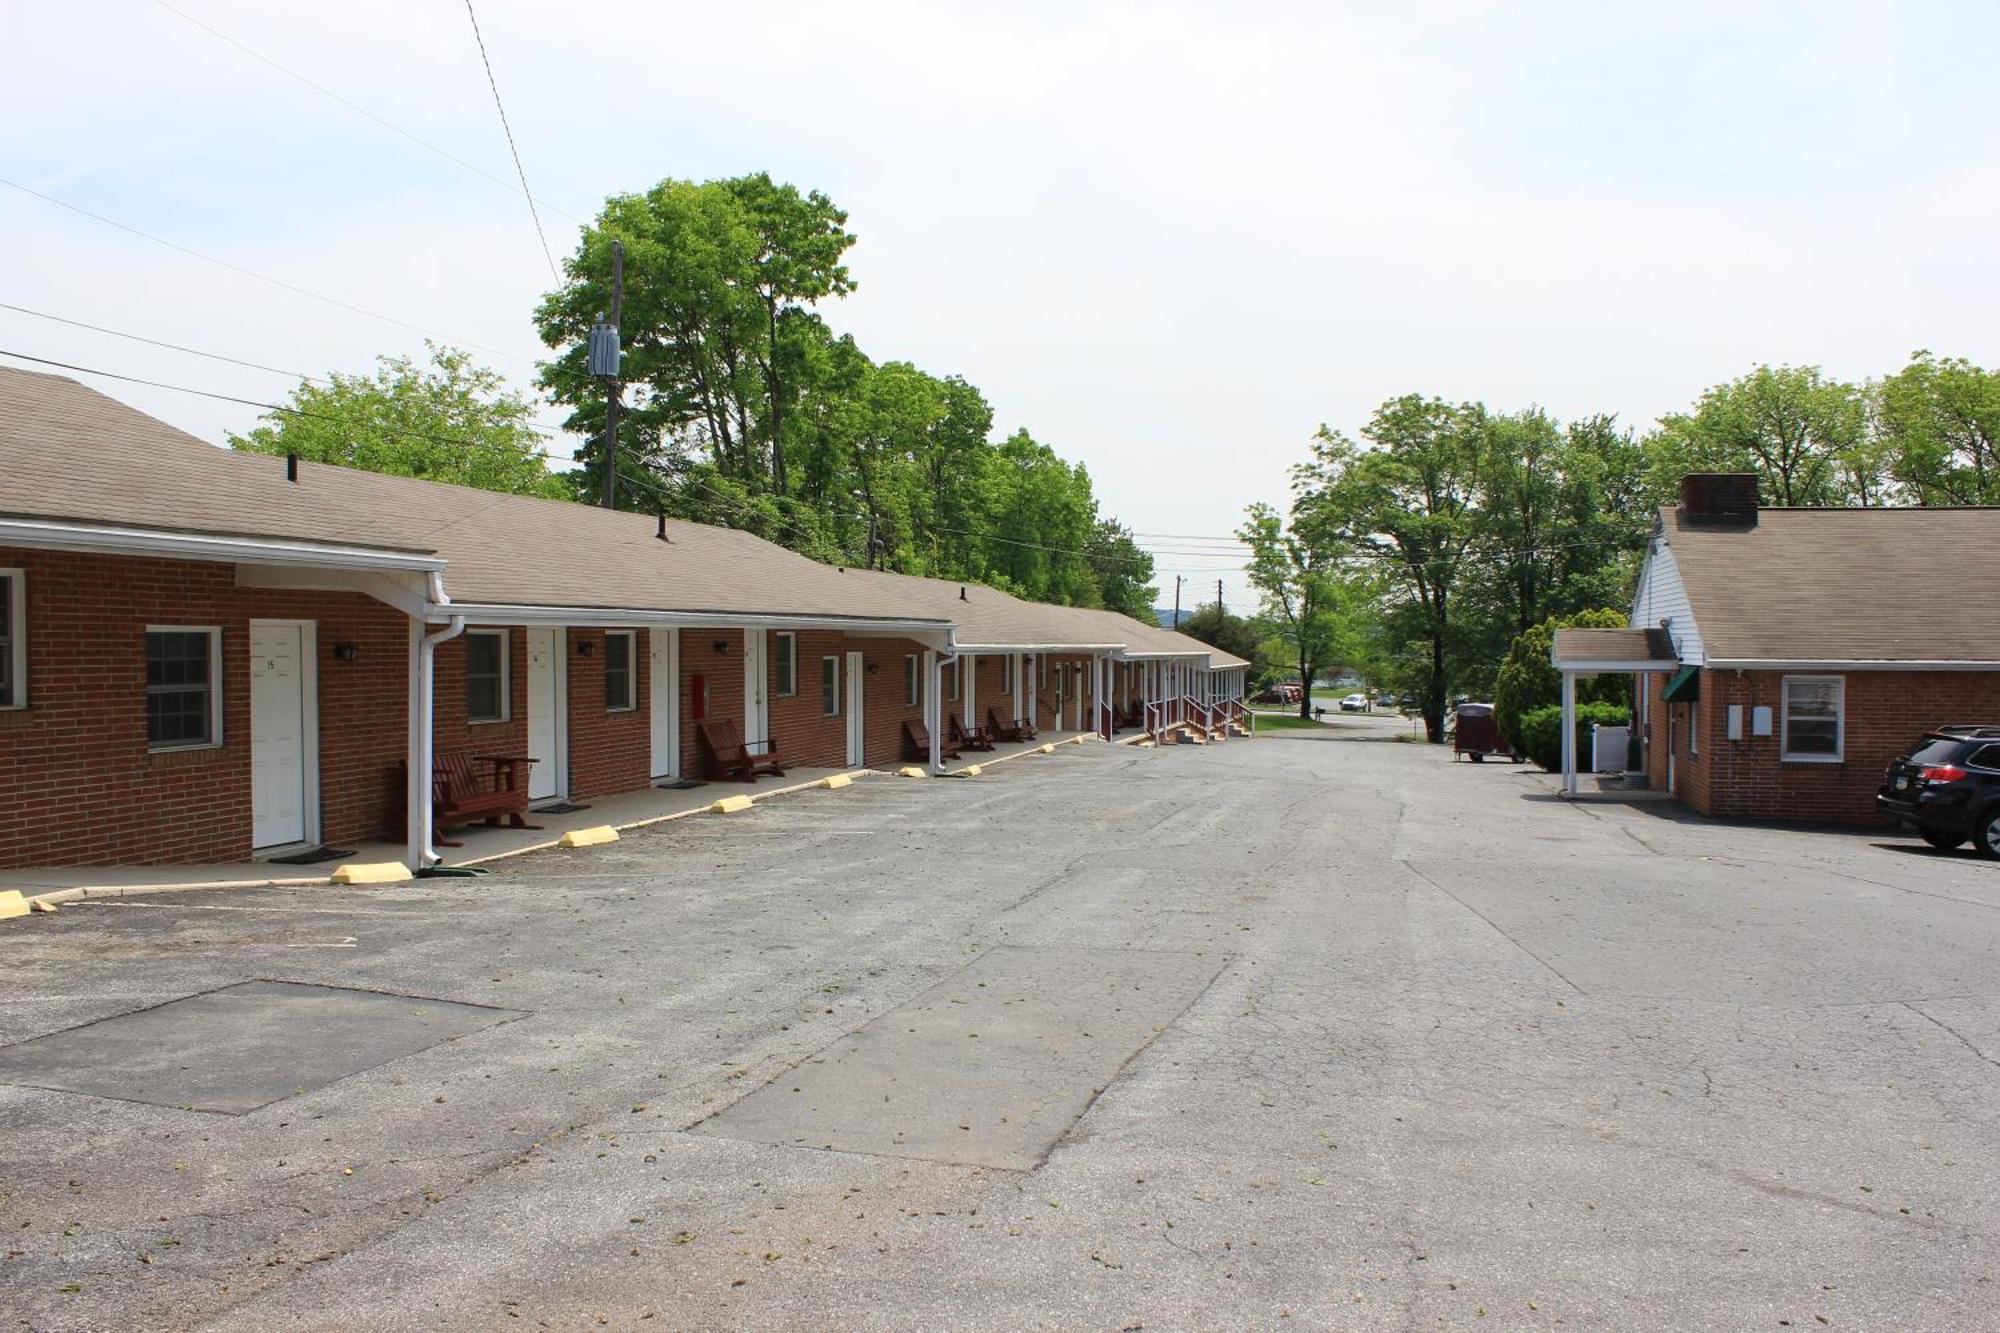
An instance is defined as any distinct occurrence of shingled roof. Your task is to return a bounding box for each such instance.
[0,368,943,626]
[1662,504,2000,664]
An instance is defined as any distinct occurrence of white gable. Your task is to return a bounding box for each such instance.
[1630,538,1704,666]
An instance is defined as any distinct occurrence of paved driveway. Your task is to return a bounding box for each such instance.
[1,731,1995,1330]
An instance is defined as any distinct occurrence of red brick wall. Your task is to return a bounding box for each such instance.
[768,630,848,770]
[683,629,743,779]
[1673,668,2000,823]
[564,627,650,799]
[0,547,408,868]
[1644,667,2000,823]
[861,638,929,765]
[433,627,528,762]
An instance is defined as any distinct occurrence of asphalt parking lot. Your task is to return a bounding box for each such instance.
[1,724,1996,1330]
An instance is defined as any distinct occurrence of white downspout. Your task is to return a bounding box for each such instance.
[406,611,466,872]
[926,649,943,773]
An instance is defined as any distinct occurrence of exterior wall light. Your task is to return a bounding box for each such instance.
[332,642,360,663]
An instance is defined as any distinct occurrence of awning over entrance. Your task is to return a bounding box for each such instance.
[1661,664,1700,702]
[1548,626,1682,800]
[1549,626,1681,673]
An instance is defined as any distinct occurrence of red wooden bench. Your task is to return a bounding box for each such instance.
[699,718,785,782]
[904,718,961,762]
[432,751,539,846]
[987,706,1036,742]
[948,714,995,752]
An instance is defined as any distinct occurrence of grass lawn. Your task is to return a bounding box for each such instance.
[1247,711,1329,731]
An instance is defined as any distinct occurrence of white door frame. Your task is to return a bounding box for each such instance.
[650,626,680,780]
[526,625,568,799]
[743,628,769,753]
[249,618,319,851]
[844,650,865,766]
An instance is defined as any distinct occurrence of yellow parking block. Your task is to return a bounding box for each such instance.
[1038,743,1056,754]
[331,862,413,886]
[897,766,927,779]
[0,889,30,921]
[820,773,854,790]
[959,764,982,777]
[709,795,755,814]
[559,825,621,847]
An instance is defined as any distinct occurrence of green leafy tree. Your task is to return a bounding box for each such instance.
[1877,350,2000,504]
[1178,601,1262,666]
[228,343,564,498]
[1643,365,1873,507]
[1239,502,1342,718]
[1299,395,1487,740]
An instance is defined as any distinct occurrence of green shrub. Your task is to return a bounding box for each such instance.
[1519,701,1632,772]
[1492,610,1629,752]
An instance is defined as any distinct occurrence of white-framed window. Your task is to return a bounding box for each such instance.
[146,626,222,750]
[773,631,797,697]
[1781,675,1843,762]
[904,654,921,708]
[821,655,840,717]
[0,568,23,709]
[1688,698,1698,757]
[948,657,961,702]
[464,629,510,724]
[1002,656,1014,693]
[604,630,637,711]
[1037,654,1048,688]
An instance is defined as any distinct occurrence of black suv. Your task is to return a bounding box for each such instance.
[1878,726,2000,855]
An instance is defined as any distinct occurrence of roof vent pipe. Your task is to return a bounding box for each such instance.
[286,453,298,483]
[656,510,669,542]
[960,585,968,601]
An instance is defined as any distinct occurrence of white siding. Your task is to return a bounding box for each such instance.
[1630,540,1704,665]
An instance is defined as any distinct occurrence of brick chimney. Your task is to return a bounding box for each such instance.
[1679,473,1759,527]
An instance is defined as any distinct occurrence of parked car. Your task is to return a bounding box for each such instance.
[1339,693,1369,712]
[1877,726,2000,855]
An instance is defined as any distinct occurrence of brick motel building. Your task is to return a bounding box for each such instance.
[1553,473,2000,823]
[0,368,1246,874]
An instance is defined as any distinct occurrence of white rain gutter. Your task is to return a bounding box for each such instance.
[1704,659,2000,670]
[0,516,444,572]
[430,601,949,637]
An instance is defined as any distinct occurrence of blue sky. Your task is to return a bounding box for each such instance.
[5,1,1998,608]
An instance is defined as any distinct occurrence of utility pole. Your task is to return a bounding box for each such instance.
[589,239,625,509]
[1173,575,1183,628]
[1217,578,1224,618]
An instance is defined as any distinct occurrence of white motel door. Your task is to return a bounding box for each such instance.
[650,627,679,780]
[526,627,565,800]
[250,621,308,849]
[845,650,866,767]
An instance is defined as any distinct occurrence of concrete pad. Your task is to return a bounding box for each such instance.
[0,979,523,1114]
[693,944,1223,1169]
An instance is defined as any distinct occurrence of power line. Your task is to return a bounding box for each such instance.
[147,0,585,228]
[461,0,559,282]
[0,348,575,459]
[0,301,581,437]
[0,177,541,365]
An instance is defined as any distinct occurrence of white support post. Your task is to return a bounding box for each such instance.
[1561,670,1578,798]
[926,650,943,773]
[962,652,976,729]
